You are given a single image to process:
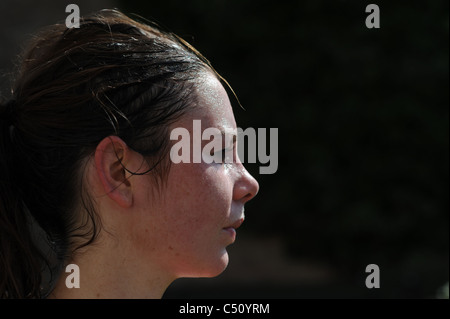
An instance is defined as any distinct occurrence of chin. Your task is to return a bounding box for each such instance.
[183,249,230,278]
[206,250,230,277]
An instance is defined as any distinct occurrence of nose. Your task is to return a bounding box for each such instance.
[233,165,259,203]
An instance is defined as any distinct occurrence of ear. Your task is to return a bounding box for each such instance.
[94,136,133,208]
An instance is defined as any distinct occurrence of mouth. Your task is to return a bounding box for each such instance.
[223,217,245,239]
[224,217,244,230]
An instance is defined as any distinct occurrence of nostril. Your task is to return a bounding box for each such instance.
[241,172,259,203]
[248,179,259,201]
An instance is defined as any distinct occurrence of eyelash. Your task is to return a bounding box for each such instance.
[212,147,234,164]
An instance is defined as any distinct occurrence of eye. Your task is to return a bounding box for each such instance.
[222,147,234,164]
[211,147,233,164]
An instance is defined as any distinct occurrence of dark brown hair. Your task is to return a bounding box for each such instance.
[0,9,221,298]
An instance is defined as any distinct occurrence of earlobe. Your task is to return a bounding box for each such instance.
[94,136,133,208]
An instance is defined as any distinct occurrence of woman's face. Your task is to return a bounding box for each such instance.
[131,73,259,279]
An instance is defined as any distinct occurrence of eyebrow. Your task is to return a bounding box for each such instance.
[200,128,237,146]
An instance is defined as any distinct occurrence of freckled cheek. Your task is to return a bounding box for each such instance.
[157,201,225,260]
[176,166,231,224]
[143,165,232,255]
[165,206,217,247]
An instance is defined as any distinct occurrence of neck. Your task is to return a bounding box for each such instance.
[48,239,173,299]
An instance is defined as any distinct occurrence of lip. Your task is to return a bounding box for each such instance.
[224,217,244,230]
[223,217,244,239]
[223,227,236,239]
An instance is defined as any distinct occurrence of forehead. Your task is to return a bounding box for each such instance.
[189,72,236,131]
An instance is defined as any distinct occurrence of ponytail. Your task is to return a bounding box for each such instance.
[0,99,44,298]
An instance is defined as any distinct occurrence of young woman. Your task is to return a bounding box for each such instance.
[0,9,258,298]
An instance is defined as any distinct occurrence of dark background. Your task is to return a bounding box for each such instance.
[1,0,448,298]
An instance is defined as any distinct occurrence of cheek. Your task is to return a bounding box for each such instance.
[167,164,231,241]
[155,163,234,276]
[177,161,230,206]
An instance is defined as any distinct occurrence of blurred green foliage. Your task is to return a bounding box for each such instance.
[118,0,448,297]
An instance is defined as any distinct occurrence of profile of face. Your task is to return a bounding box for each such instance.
[75,72,259,297]
[132,72,259,278]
